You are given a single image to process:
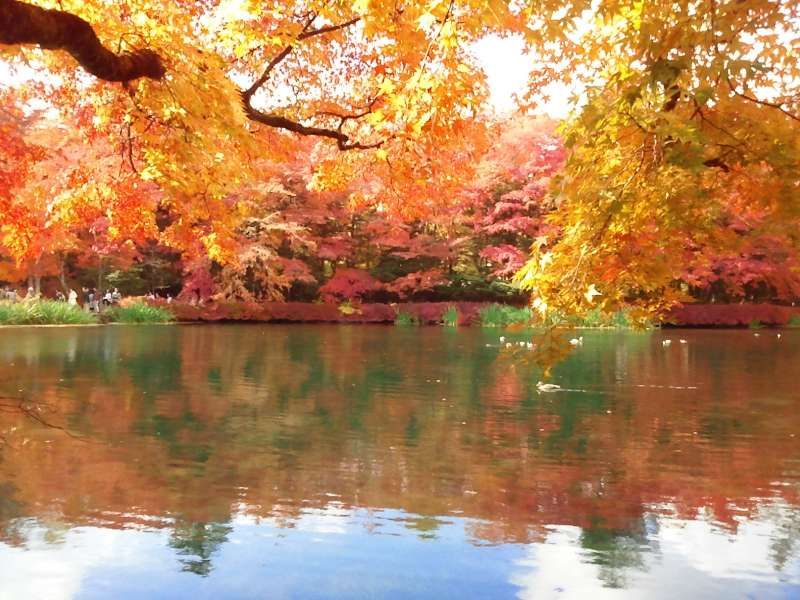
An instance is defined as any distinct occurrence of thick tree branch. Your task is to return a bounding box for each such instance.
[242,14,316,102]
[242,97,383,150]
[241,15,379,151]
[316,96,379,124]
[242,44,295,103]
[702,157,731,172]
[0,0,165,82]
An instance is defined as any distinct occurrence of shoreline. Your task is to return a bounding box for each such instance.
[0,301,798,329]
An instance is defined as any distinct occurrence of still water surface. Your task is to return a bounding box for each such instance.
[0,325,799,599]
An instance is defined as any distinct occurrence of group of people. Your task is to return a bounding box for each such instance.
[2,285,43,302]
[0,285,180,310]
[0,285,124,312]
[71,287,124,312]
[145,291,173,303]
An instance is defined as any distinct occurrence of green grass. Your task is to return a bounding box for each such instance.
[0,300,97,325]
[563,307,639,328]
[395,311,420,326]
[475,304,644,329]
[478,304,532,327]
[788,315,800,328]
[748,319,764,330]
[105,302,175,323]
[442,305,459,327]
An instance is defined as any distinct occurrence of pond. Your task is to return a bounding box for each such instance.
[0,324,799,599]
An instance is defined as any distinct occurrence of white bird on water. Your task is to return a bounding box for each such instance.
[536,381,562,392]
[662,339,672,346]
[569,336,584,346]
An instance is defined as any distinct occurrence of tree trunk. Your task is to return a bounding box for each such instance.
[58,255,69,294]
[0,0,165,82]
[97,257,104,298]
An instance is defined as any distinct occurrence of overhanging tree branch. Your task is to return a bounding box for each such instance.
[0,0,165,81]
[242,15,361,102]
[726,77,800,123]
[242,98,383,150]
[240,14,380,151]
[1,1,380,150]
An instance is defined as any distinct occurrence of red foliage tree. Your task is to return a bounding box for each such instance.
[318,268,382,303]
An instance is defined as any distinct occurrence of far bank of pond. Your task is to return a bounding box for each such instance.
[2,300,800,328]
[162,300,800,328]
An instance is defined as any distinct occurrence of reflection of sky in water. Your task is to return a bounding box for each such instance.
[513,507,800,599]
[1,504,799,600]
[2,326,800,598]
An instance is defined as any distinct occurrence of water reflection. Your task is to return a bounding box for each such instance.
[0,325,799,598]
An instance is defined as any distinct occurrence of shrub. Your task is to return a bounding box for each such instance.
[611,309,633,328]
[319,268,382,303]
[385,269,448,300]
[337,300,362,316]
[565,307,637,328]
[105,302,174,323]
[478,303,532,327]
[442,305,459,327]
[0,300,97,325]
[748,319,764,329]
[570,307,606,328]
[395,311,420,326]
[788,314,800,328]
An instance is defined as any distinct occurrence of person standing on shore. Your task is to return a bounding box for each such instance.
[68,289,78,306]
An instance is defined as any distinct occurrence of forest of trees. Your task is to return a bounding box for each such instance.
[1,0,799,317]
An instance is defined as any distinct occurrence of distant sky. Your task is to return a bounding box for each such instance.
[1,33,578,120]
[472,34,578,119]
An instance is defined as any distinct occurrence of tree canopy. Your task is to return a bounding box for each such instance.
[1,0,798,325]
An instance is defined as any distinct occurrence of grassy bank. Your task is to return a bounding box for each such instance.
[103,302,174,324]
[0,300,174,326]
[478,304,533,327]
[0,300,97,325]
[476,304,640,329]
[3,300,798,328]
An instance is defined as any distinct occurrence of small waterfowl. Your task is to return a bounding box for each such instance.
[662,339,672,346]
[536,381,562,392]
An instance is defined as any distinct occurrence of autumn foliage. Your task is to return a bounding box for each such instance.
[0,0,798,316]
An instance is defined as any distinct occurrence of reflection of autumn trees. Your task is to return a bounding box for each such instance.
[0,327,799,570]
